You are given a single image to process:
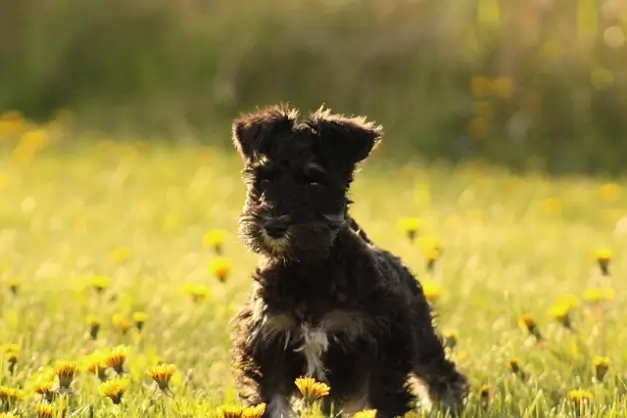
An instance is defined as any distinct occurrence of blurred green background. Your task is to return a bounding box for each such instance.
[2,0,627,174]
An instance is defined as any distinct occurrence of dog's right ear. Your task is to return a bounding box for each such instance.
[232,104,299,161]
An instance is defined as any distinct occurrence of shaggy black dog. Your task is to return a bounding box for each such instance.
[230,104,468,418]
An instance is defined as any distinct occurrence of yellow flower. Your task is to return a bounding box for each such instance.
[583,288,614,304]
[106,345,129,375]
[470,76,492,97]
[0,173,8,190]
[203,229,227,254]
[422,280,443,303]
[148,363,176,391]
[594,248,612,276]
[99,377,130,405]
[509,358,520,374]
[556,294,580,310]
[568,389,593,404]
[33,379,57,402]
[294,376,330,403]
[218,405,245,418]
[353,409,378,418]
[549,304,572,329]
[479,384,491,406]
[110,246,131,264]
[519,313,542,341]
[594,356,610,382]
[540,198,560,214]
[0,386,24,405]
[35,404,57,418]
[87,314,101,340]
[20,129,49,151]
[133,311,148,331]
[595,248,612,262]
[112,314,132,334]
[398,218,421,241]
[492,77,515,98]
[242,403,267,418]
[89,275,111,294]
[444,330,458,350]
[183,284,211,303]
[4,277,21,295]
[55,361,77,390]
[468,117,490,139]
[83,352,109,381]
[210,257,232,282]
[598,183,621,202]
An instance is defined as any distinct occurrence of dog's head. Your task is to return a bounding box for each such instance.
[232,104,382,260]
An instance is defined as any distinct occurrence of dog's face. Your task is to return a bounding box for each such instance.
[232,104,382,260]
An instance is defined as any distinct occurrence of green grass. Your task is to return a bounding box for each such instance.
[0,125,627,417]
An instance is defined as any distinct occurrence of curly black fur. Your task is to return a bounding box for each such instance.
[230,104,468,418]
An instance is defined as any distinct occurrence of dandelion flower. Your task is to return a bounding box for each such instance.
[87,314,101,340]
[294,376,330,403]
[242,403,266,418]
[99,377,130,405]
[106,345,128,375]
[479,384,491,407]
[424,247,441,272]
[4,348,18,375]
[55,361,77,390]
[444,330,458,350]
[83,353,108,382]
[598,183,621,202]
[556,294,580,309]
[0,386,24,406]
[148,363,176,391]
[568,389,593,405]
[203,229,227,254]
[4,277,21,295]
[35,404,57,418]
[422,280,443,304]
[110,246,131,264]
[133,311,148,331]
[398,218,421,241]
[218,405,245,418]
[210,257,232,283]
[112,314,132,335]
[583,288,614,304]
[519,314,542,341]
[540,198,560,214]
[33,379,57,403]
[183,284,211,303]
[549,304,572,329]
[353,409,378,418]
[492,77,515,98]
[594,248,612,276]
[90,275,111,294]
[594,356,610,382]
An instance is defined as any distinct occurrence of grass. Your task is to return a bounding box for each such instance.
[0,116,627,417]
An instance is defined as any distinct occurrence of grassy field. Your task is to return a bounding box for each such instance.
[0,113,626,417]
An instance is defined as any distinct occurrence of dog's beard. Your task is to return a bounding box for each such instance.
[237,215,340,261]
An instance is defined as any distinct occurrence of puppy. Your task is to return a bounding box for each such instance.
[230,104,468,418]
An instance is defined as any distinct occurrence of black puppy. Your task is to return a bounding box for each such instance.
[230,104,468,418]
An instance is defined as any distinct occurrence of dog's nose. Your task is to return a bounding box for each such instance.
[264,219,289,238]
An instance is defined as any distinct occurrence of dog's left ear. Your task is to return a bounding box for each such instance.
[309,107,383,167]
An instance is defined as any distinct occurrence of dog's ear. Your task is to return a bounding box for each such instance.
[309,107,383,168]
[232,104,299,160]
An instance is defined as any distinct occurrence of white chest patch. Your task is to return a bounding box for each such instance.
[294,325,329,380]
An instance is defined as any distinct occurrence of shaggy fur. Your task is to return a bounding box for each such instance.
[230,104,468,418]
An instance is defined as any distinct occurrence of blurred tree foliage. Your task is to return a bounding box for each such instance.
[2,0,627,173]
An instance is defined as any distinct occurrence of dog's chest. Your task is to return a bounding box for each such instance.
[255,307,368,380]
